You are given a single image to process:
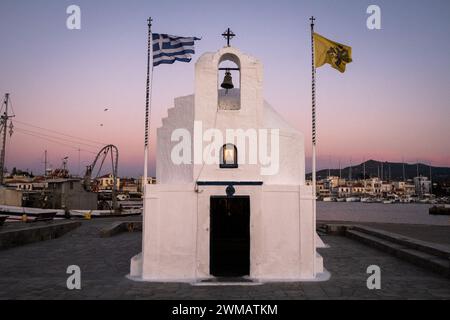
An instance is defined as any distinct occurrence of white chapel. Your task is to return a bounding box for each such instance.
[129,43,328,282]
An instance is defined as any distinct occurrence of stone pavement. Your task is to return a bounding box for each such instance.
[0,218,449,300]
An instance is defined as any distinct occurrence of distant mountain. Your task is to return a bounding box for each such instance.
[307,160,450,183]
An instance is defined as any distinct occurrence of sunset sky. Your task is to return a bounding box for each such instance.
[0,0,449,177]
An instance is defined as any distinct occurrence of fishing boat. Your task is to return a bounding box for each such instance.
[0,205,63,222]
[0,204,141,221]
[0,205,63,218]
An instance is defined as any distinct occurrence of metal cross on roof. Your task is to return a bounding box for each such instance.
[222,28,235,47]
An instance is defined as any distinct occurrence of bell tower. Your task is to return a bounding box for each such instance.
[193,30,264,181]
[131,28,326,283]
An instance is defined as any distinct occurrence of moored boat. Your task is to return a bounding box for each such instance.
[429,205,450,215]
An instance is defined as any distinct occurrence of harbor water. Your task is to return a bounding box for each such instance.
[317,202,449,226]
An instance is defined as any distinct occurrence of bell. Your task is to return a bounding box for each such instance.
[221,71,234,90]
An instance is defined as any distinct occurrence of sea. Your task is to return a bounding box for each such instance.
[317,202,449,226]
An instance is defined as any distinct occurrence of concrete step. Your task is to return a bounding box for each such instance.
[346,229,450,278]
[0,221,81,250]
[351,225,450,259]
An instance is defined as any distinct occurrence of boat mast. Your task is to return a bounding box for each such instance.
[402,156,405,182]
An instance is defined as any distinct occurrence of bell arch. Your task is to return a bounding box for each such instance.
[218,53,241,110]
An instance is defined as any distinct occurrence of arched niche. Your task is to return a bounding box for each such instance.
[219,144,238,168]
[218,53,241,111]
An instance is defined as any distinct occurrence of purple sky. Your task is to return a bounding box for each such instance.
[1,0,449,177]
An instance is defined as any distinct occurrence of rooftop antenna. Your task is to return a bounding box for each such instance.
[62,156,68,175]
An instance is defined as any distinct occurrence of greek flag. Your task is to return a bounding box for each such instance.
[152,34,200,67]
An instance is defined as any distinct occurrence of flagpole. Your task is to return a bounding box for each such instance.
[310,15,317,276]
[143,17,153,190]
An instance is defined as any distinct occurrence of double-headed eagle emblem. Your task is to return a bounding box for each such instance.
[327,45,352,67]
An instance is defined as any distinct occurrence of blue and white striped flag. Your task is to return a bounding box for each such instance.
[152,34,200,67]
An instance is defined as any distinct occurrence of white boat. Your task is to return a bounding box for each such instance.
[116,194,130,201]
[346,197,360,202]
[336,198,346,202]
[69,208,142,218]
[383,200,394,204]
[322,197,335,202]
[0,205,64,216]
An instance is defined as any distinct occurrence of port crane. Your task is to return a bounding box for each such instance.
[83,144,119,211]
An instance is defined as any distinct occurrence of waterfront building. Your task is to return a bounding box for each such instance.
[45,179,97,210]
[381,182,393,194]
[364,178,383,196]
[404,182,416,196]
[351,183,365,195]
[414,176,431,197]
[96,173,121,191]
[120,178,139,193]
[337,186,352,198]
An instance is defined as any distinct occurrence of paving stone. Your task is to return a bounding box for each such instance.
[0,217,449,299]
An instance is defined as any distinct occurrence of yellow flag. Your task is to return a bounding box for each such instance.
[314,33,352,73]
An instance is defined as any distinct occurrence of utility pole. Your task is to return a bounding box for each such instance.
[44,150,47,177]
[0,93,15,185]
[429,162,432,195]
[78,148,81,177]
